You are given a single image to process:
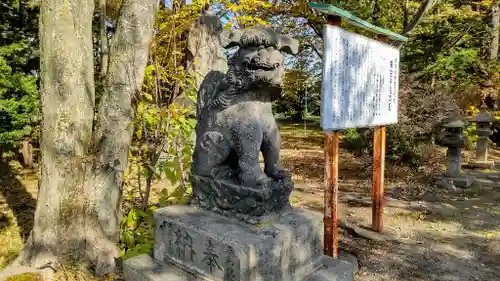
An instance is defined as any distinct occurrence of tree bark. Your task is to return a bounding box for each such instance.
[185,10,228,91]
[490,2,499,61]
[20,140,33,168]
[100,0,109,76]
[20,0,158,275]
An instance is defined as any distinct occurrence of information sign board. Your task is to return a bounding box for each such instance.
[321,25,400,131]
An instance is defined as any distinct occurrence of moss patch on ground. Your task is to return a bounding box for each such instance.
[0,209,23,270]
[4,272,44,281]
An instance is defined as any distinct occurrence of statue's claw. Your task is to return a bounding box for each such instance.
[270,169,286,180]
[265,165,286,180]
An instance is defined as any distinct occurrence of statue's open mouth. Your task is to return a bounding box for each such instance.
[244,62,279,71]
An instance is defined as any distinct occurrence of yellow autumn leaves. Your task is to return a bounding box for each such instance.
[223,0,272,29]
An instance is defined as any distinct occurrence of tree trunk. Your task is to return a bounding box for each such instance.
[402,0,440,35]
[20,140,33,169]
[372,0,381,26]
[490,2,499,61]
[100,0,108,76]
[20,0,158,275]
[185,10,227,92]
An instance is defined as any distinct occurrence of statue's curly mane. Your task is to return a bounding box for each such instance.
[237,29,280,48]
[205,54,255,110]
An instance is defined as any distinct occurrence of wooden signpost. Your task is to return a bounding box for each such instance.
[308,2,408,258]
[323,14,342,259]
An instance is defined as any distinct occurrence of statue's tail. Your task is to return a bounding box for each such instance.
[196,71,227,118]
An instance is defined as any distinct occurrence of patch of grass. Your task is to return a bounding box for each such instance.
[255,221,274,228]
[0,210,23,270]
[52,266,118,281]
[5,272,43,281]
[481,169,497,174]
[2,265,121,281]
[290,195,300,205]
[488,208,500,216]
[278,119,324,150]
[393,210,429,221]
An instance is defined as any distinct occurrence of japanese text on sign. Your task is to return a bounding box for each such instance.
[320,25,400,131]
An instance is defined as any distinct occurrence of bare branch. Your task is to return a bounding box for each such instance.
[403,0,440,35]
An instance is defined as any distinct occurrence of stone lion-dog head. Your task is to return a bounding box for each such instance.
[223,26,299,100]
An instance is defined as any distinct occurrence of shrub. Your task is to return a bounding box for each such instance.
[0,43,39,153]
[356,74,460,166]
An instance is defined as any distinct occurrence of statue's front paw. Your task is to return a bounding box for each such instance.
[240,169,270,187]
[255,173,272,185]
[265,166,286,180]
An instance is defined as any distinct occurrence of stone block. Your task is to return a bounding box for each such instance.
[303,256,356,281]
[130,205,357,281]
[123,254,191,281]
[124,253,355,281]
[153,205,325,281]
[435,175,475,189]
[466,160,495,170]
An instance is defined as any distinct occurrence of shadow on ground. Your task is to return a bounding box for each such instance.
[0,160,36,240]
[298,179,500,281]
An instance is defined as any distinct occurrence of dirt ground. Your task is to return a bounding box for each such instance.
[1,120,500,281]
[280,120,500,281]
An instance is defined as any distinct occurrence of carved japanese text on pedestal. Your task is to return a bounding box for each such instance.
[157,219,240,280]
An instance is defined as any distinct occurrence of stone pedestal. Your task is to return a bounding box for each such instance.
[440,147,474,188]
[467,159,494,170]
[468,134,495,169]
[435,175,475,190]
[445,146,462,177]
[123,205,356,281]
[435,117,475,189]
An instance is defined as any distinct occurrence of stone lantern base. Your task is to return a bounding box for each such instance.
[435,174,475,190]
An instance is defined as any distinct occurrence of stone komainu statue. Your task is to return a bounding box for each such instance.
[190,15,299,223]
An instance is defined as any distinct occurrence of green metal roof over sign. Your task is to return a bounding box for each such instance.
[308,2,409,42]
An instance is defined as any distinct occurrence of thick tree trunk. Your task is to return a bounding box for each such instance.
[91,0,158,268]
[20,0,158,275]
[20,0,96,270]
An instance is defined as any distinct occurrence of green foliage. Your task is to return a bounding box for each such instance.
[275,69,321,121]
[119,207,155,260]
[352,75,460,166]
[267,0,500,166]
[119,0,205,260]
[118,0,277,259]
[0,0,39,149]
[0,50,38,145]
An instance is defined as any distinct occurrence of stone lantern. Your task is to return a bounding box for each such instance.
[436,116,474,189]
[468,105,495,169]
